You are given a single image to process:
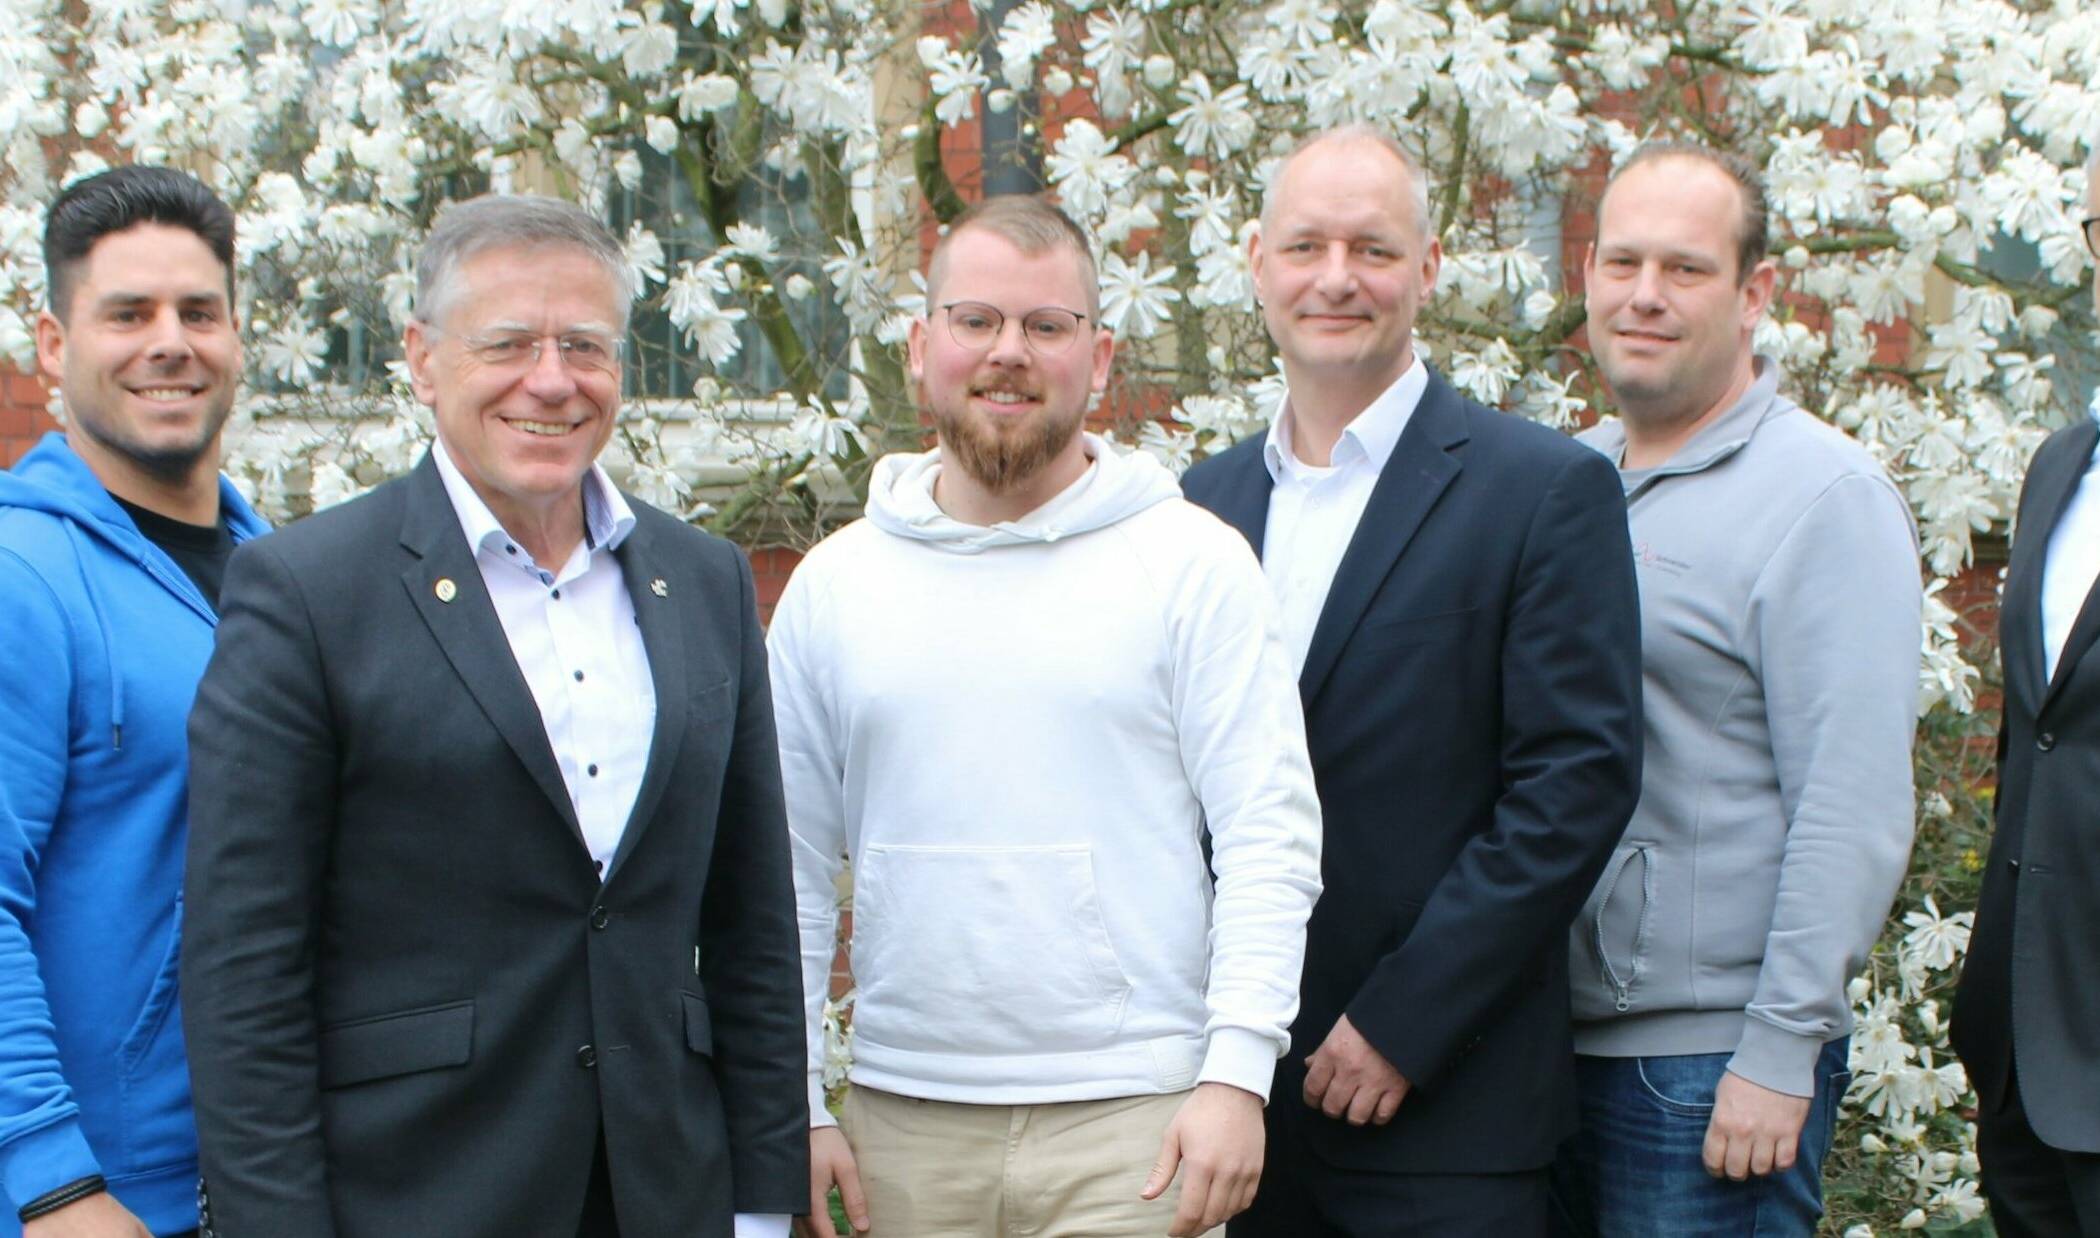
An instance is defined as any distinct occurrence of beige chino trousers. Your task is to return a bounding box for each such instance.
[839,1085,1211,1237]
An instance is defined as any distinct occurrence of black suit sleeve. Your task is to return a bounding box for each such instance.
[182,539,341,1236]
[1347,445,1643,1089]
[699,546,812,1214]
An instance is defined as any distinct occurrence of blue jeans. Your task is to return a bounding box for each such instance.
[1549,1038,1851,1238]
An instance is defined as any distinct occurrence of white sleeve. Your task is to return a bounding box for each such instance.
[1166,528,1324,1101]
[766,563,851,1128]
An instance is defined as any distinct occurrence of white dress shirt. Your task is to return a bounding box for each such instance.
[1260,359,1428,672]
[2042,421,2100,684]
[433,442,788,1238]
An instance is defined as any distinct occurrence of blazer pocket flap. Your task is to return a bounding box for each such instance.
[319,1000,474,1089]
[1358,607,1476,647]
[691,675,733,720]
[682,991,713,1057]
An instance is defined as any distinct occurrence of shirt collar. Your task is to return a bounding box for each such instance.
[430,436,636,566]
[1262,356,1427,484]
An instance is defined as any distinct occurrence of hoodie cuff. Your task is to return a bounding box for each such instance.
[1725,1018,1829,1099]
[1197,1027,1281,1104]
[808,1074,837,1129]
[0,1116,101,1212]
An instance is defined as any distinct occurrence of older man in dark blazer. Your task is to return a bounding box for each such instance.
[1952,139,2100,1238]
[182,196,807,1238]
[1181,126,1643,1235]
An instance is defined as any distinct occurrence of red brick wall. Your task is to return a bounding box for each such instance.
[0,368,55,467]
[748,545,804,627]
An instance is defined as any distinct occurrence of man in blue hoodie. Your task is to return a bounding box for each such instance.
[0,166,266,1237]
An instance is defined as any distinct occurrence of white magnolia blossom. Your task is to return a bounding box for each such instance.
[1097,249,1181,339]
[2,7,2093,1222]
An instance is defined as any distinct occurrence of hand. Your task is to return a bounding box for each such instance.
[1302,1014,1409,1125]
[21,1192,152,1237]
[793,1126,868,1238]
[1702,1071,1812,1181]
[1140,1082,1266,1237]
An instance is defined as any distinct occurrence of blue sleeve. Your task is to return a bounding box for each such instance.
[0,547,103,1205]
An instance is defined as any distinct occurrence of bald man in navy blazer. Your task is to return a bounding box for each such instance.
[1182,126,1642,1235]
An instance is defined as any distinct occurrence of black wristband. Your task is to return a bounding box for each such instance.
[17,1174,107,1222]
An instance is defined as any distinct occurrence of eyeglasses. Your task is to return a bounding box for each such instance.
[938,301,1090,355]
[455,330,625,375]
[2084,216,2100,262]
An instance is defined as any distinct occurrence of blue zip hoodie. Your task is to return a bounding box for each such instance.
[0,432,266,1235]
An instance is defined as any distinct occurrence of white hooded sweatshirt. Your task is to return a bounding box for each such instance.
[769,435,1323,1124]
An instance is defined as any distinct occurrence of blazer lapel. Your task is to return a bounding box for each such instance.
[1297,369,1468,706]
[2043,571,2100,716]
[2009,420,2096,716]
[1208,443,1274,559]
[605,514,689,877]
[397,456,585,845]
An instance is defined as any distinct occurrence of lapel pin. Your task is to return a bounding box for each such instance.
[435,578,458,603]
[650,578,668,598]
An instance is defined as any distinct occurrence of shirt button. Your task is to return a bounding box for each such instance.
[505,544,517,555]
[576,1045,597,1069]
[573,670,584,682]
[593,859,605,875]
[551,589,562,600]
[588,763,599,777]
[591,906,610,930]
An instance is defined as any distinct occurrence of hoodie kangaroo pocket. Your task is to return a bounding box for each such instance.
[851,843,1134,1055]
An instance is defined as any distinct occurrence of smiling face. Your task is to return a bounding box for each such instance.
[1587,156,1776,432]
[1252,136,1441,406]
[36,222,240,489]
[907,226,1112,494]
[404,243,622,535]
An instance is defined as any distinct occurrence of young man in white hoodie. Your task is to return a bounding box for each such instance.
[769,195,1323,1238]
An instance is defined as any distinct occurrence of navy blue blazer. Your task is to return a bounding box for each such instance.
[1183,365,1642,1173]
[1954,415,2100,1154]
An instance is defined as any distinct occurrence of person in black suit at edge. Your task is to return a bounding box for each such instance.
[1181,124,1644,1236]
[1952,130,2100,1238]
[180,195,808,1238]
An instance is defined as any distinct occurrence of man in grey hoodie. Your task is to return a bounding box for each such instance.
[1550,144,1922,1236]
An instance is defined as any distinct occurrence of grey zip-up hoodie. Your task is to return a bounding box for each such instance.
[1568,360,1922,1098]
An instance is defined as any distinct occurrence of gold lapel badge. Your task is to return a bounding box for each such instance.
[650,578,669,598]
[435,578,458,603]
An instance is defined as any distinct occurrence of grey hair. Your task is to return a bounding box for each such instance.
[414,194,634,331]
[1260,124,1435,241]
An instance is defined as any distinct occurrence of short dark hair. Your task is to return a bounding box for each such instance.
[1607,142,1770,283]
[43,165,237,320]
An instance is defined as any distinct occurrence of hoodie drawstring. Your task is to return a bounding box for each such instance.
[60,521,125,750]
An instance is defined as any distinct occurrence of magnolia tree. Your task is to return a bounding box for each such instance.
[4,0,2099,1228]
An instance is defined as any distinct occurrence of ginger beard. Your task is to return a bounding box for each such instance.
[921,368,1087,495]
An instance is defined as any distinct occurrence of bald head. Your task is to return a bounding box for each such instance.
[1261,126,1433,243]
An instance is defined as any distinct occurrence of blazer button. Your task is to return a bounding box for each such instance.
[590,906,610,930]
[576,1044,597,1069]
[2037,732,2057,751]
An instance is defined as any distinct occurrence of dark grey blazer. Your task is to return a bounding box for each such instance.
[1955,415,2100,1153]
[182,454,808,1237]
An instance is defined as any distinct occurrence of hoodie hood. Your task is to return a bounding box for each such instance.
[865,432,1181,553]
[0,431,268,747]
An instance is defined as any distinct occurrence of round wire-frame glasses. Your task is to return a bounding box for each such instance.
[939,301,1090,355]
